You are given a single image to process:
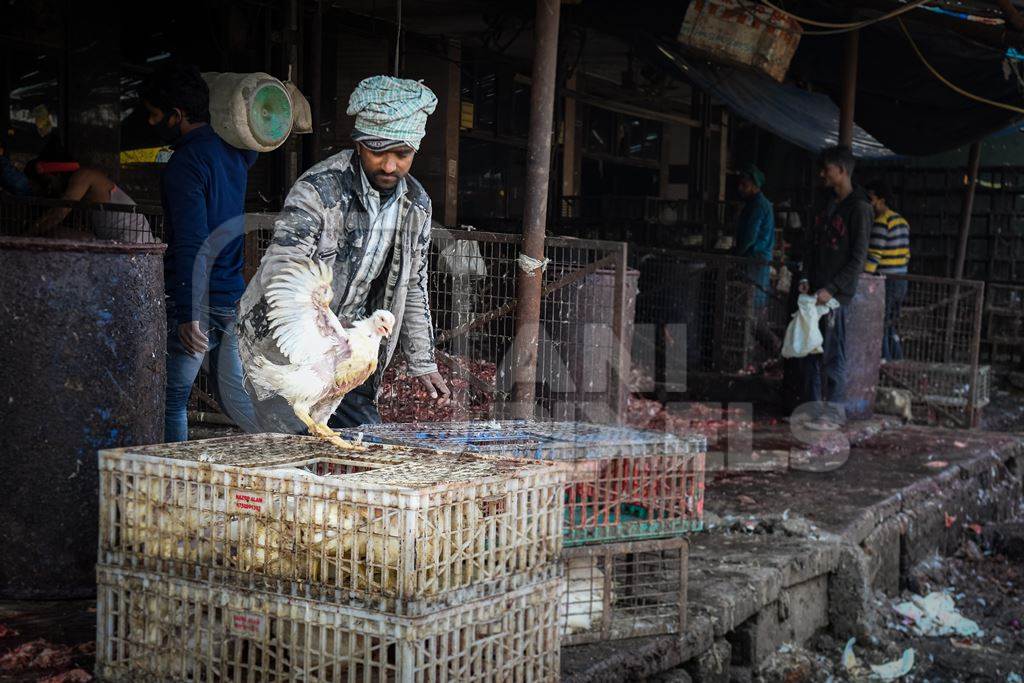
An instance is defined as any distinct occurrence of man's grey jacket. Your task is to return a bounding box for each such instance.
[237,149,437,399]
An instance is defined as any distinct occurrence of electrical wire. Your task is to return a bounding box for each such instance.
[898,17,1024,115]
[759,0,934,30]
[735,0,930,36]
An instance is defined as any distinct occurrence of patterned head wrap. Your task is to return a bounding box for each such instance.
[347,76,437,152]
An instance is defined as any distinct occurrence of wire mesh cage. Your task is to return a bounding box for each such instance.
[630,247,785,392]
[343,420,706,546]
[96,565,562,683]
[879,274,987,426]
[984,283,1024,366]
[881,361,991,409]
[238,225,635,424]
[0,193,164,243]
[98,433,566,614]
[560,537,688,645]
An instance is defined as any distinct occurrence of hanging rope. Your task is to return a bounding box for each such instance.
[394,0,402,76]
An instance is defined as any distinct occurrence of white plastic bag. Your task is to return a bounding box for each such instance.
[781,294,840,358]
[437,238,487,277]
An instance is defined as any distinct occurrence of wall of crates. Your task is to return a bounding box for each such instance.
[96,423,707,679]
[97,433,568,681]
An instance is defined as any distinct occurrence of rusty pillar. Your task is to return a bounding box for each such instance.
[839,30,859,148]
[511,0,561,418]
[283,0,301,186]
[954,141,982,280]
[303,0,323,166]
[945,142,983,368]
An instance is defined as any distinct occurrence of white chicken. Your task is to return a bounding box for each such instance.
[560,556,611,635]
[245,258,394,448]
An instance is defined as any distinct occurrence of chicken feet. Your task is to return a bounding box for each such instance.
[293,408,367,450]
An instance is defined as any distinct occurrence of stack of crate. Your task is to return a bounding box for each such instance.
[95,433,567,681]
[344,421,707,645]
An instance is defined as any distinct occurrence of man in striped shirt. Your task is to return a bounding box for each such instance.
[864,179,910,361]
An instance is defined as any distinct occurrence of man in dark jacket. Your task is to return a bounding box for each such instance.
[796,146,871,430]
[142,62,260,441]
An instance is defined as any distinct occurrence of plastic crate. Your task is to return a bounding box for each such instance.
[343,421,707,546]
[880,360,991,409]
[98,434,566,615]
[560,537,688,645]
[96,564,561,683]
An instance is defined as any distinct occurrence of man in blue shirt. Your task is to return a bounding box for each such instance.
[734,163,775,309]
[141,62,259,441]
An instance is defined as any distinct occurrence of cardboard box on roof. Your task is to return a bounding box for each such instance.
[678,0,802,83]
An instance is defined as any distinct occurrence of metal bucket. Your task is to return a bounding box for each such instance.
[0,238,166,598]
[844,273,885,419]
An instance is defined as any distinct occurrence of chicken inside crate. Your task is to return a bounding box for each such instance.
[96,565,562,683]
[879,360,991,426]
[98,433,566,614]
[343,421,707,546]
[559,537,688,645]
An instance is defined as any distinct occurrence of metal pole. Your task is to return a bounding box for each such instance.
[284,0,301,187]
[304,0,323,166]
[511,0,561,419]
[839,30,859,148]
[954,142,982,280]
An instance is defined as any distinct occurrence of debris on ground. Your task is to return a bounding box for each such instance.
[37,669,93,683]
[0,639,74,672]
[842,638,916,680]
[626,394,757,448]
[379,356,496,421]
[893,592,982,638]
[0,638,94,681]
[0,624,18,638]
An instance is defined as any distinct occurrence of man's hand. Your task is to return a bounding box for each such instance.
[815,289,833,305]
[417,372,451,405]
[798,279,810,294]
[178,321,209,356]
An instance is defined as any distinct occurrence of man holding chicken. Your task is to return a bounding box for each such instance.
[238,76,450,433]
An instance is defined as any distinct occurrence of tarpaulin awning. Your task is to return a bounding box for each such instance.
[656,43,897,159]
[577,0,1024,158]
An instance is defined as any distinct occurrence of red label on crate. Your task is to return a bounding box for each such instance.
[232,490,265,514]
[229,612,265,637]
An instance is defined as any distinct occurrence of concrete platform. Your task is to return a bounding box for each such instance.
[562,425,1024,682]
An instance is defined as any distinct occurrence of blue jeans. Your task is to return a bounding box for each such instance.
[748,260,772,309]
[165,304,260,441]
[799,305,848,422]
[883,277,907,361]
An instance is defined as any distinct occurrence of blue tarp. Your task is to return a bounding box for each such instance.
[656,44,897,159]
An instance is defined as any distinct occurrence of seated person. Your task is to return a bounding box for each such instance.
[27,160,156,243]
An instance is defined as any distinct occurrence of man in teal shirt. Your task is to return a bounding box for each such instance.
[735,164,775,308]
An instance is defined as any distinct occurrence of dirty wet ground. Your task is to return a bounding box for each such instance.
[2,414,1023,681]
[757,539,1024,682]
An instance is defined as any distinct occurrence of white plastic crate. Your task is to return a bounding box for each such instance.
[96,564,561,683]
[344,421,707,546]
[560,537,688,645]
[99,434,566,614]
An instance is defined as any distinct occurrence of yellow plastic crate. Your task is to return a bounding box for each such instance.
[99,434,566,614]
[96,564,561,683]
